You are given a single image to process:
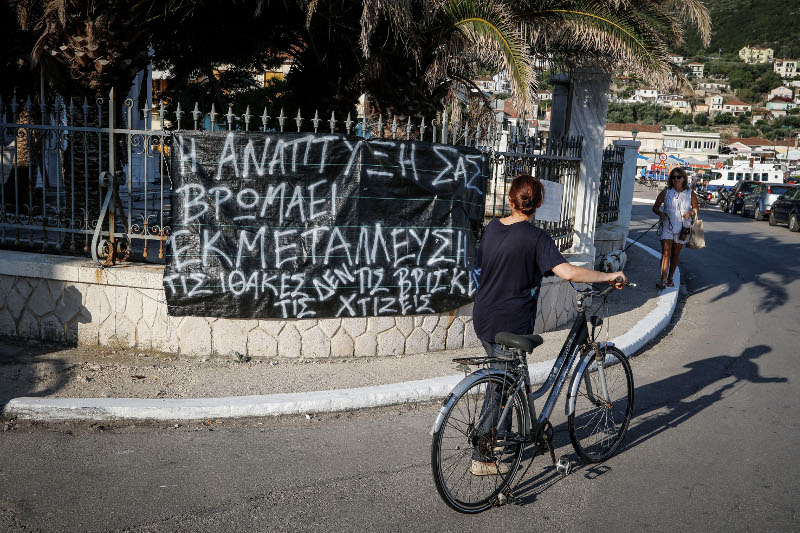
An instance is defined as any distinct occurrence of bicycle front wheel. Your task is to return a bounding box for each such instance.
[431,375,526,513]
[568,346,634,463]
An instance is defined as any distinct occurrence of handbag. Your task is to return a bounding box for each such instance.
[686,210,705,249]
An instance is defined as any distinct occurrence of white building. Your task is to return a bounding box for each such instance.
[667,53,684,65]
[686,62,705,77]
[768,86,794,100]
[705,95,724,115]
[634,87,658,101]
[723,99,752,116]
[661,126,721,162]
[774,59,799,79]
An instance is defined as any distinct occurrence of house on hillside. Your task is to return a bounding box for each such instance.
[686,62,704,78]
[739,46,774,64]
[667,97,692,114]
[699,81,730,93]
[723,99,752,115]
[694,103,710,114]
[774,59,799,79]
[634,87,658,101]
[473,77,497,93]
[751,107,769,124]
[766,96,797,117]
[536,90,552,102]
[705,95,724,115]
[667,53,684,66]
[768,86,793,100]
[726,137,796,159]
[604,123,662,159]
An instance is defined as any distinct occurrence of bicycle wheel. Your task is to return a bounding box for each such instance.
[568,346,634,463]
[431,375,526,513]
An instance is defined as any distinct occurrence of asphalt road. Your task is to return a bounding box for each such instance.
[1,200,798,532]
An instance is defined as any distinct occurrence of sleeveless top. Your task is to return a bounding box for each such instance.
[663,188,692,230]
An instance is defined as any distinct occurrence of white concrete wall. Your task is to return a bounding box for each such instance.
[0,250,579,359]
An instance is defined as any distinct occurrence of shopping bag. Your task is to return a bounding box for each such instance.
[686,211,705,249]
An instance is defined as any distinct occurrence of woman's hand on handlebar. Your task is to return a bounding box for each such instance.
[608,272,626,289]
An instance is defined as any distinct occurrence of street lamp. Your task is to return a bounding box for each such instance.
[632,128,638,141]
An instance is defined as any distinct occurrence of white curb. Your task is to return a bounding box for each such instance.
[5,239,679,422]
[633,197,655,204]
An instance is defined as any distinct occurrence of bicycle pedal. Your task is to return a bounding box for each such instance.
[555,456,573,475]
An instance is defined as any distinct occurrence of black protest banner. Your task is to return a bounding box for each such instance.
[164,131,487,319]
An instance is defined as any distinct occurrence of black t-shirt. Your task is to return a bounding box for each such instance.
[472,219,567,343]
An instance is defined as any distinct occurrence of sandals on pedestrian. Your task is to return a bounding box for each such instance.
[656,281,666,290]
[666,280,674,287]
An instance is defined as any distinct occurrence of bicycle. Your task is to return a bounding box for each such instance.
[431,279,636,513]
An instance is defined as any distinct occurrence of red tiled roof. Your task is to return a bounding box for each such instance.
[605,123,661,133]
[768,96,794,103]
[752,107,769,112]
[637,87,655,91]
[727,137,796,147]
[687,62,704,66]
[725,99,752,106]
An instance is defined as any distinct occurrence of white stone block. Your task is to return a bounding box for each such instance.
[141,288,165,328]
[14,278,33,300]
[463,323,480,348]
[395,317,413,337]
[55,286,82,324]
[341,317,367,338]
[77,321,99,346]
[277,324,302,358]
[317,318,341,337]
[99,314,116,347]
[18,309,39,339]
[258,320,285,337]
[354,332,377,357]
[429,326,446,351]
[136,319,153,351]
[295,319,317,332]
[422,315,439,333]
[377,327,405,356]
[367,317,395,333]
[6,287,28,320]
[177,316,212,356]
[330,330,354,358]
[124,288,144,324]
[114,286,128,314]
[248,329,278,358]
[445,319,465,350]
[0,308,16,335]
[212,321,248,357]
[115,316,137,348]
[302,327,331,358]
[27,282,55,318]
[457,303,474,317]
[40,314,64,342]
[405,328,429,355]
[84,284,112,325]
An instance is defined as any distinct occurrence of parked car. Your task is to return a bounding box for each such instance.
[722,181,760,214]
[741,184,797,221]
[769,186,800,231]
[785,176,800,185]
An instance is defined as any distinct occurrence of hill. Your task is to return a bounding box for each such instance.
[681,0,800,59]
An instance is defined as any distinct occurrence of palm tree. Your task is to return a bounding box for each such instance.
[301,0,711,119]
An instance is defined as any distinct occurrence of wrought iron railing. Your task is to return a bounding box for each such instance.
[0,89,582,263]
[597,145,625,224]
[487,133,583,251]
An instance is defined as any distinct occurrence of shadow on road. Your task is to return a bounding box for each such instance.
[0,337,73,415]
[509,344,785,506]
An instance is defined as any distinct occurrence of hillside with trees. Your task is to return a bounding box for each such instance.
[681,0,800,58]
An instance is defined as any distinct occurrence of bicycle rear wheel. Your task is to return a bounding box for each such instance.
[431,375,526,513]
[568,346,634,463]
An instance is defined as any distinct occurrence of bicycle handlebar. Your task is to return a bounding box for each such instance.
[571,278,636,297]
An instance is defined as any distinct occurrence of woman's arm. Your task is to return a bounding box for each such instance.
[652,189,667,218]
[684,192,700,219]
[551,263,626,288]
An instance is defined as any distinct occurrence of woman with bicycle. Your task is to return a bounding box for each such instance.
[469,174,626,476]
[652,167,698,290]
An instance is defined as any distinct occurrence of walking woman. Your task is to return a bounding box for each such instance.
[652,168,698,290]
[470,174,626,476]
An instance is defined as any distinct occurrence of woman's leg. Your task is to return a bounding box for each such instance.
[660,239,673,284]
[668,242,683,283]
[472,342,511,463]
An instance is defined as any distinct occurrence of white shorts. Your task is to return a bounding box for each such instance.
[661,227,689,244]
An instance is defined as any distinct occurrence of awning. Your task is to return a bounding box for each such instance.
[778,150,800,161]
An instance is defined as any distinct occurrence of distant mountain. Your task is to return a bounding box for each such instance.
[682,0,800,59]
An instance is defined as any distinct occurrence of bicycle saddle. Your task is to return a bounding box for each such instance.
[494,332,544,353]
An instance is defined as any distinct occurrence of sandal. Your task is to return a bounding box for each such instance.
[656,281,666,290]
[666,280,674,287]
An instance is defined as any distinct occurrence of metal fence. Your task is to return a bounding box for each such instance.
[596,144,625,224]
[0,90,582,263]
[487,131,583,251]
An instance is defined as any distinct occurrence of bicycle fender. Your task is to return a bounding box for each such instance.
[564,342,616,417]
[430,368,515,435]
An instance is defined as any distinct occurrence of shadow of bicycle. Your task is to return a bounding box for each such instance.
[508,344,784,506]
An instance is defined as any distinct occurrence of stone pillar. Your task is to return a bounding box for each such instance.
[548,74,571,139]
[615,139,642,242]
[564,67,612,265]
[594,139,641,258]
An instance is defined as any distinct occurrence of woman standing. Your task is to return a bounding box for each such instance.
[652,168,698,290]
[470,174,626,476]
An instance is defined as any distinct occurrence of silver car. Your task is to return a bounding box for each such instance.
[741,184,797,221]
